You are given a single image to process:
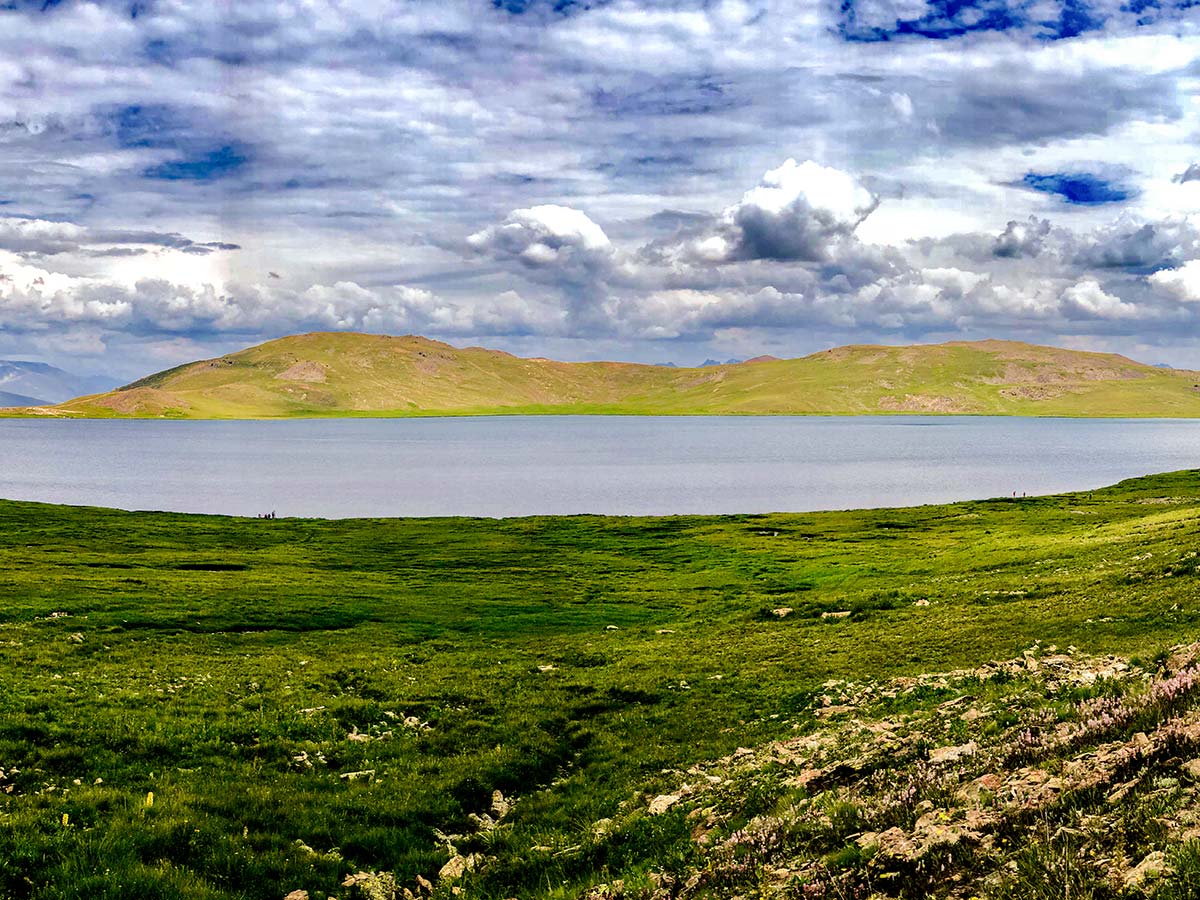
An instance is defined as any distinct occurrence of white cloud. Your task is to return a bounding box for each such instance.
[665,159,881,265]
[1149,260,1200,303]
[890,92,915,120]
[1061,279,1139,319]
[467,205,613,275]
[2,1,1200,370]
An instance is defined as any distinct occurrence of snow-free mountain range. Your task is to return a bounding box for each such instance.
[0,361,119,408]
[6,332,1200,419]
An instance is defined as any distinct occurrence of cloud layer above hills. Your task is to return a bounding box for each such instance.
[2,0,1199,373]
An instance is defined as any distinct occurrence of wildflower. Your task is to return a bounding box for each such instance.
[145,791,154,808]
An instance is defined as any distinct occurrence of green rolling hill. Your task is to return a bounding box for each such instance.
[13,331,1200,419]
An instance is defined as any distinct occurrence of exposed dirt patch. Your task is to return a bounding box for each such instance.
[985,360,1148,385]
[275,361,327,383]
[877,394,967,413]
[999,384,1071,401]
[90,387,189,415]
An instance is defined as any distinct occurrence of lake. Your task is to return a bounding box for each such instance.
[1,416,1197,518]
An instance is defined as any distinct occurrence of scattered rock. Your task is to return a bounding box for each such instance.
[814,705,853,719]
[648,794,681,815]
[342,871,401,899]
[283,892,308,900]
[821,610,851,619]
[772,607,793,618]
[438,854,479,883]
[1124,851,1170,888]
[491,789,510,819]
[869,827,918,858]
[930,741,977,764]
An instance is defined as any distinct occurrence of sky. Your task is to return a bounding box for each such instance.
[1,0,1200,378]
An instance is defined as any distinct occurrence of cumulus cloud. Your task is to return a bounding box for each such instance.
[1149,260,1200,303]
[662,159,880,265]
[0,249,556,343]
[467,205,613,277]
[993,217,1052,259]
[1061,279,1139,319]
[1073,218,1200,271]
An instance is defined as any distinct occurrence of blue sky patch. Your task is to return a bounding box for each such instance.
[143,145,248,182]
[493,0,609,15]
[1022,172,1133,204]
[836,0,1123,41]
[113,104,189,149]
[839,0,1030,41]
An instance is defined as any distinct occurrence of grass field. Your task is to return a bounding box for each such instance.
[16,332,1200,419]
[2,471,1200,898]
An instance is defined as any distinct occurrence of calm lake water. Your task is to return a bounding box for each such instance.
[1,416,1198,518]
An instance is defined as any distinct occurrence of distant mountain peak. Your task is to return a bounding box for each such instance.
[0,360,120,406]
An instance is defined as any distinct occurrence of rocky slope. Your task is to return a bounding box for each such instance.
[333,642,1200,900]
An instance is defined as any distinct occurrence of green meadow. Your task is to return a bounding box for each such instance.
[2,470,1200,898]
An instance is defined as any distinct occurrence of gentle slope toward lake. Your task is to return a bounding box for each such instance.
[3,471,1200,898]
[14,331,1200,418]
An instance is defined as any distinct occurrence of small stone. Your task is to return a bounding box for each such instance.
[872,826,918,859]
[1124,851,1170,888]
[438,854,478,882]
[1182,758,1200,780]
[283,892,308,900]
[929,741,977,764]
[772,607,793,618]
[491,789,510,819]
[648,794,681,815]
[914,598,930,607]
[821,610,851,619]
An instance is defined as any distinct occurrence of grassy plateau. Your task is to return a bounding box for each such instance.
[11,332,1200,419]
[3,471,1200,898]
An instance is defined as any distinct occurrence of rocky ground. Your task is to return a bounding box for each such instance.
[325,643,1200,900]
